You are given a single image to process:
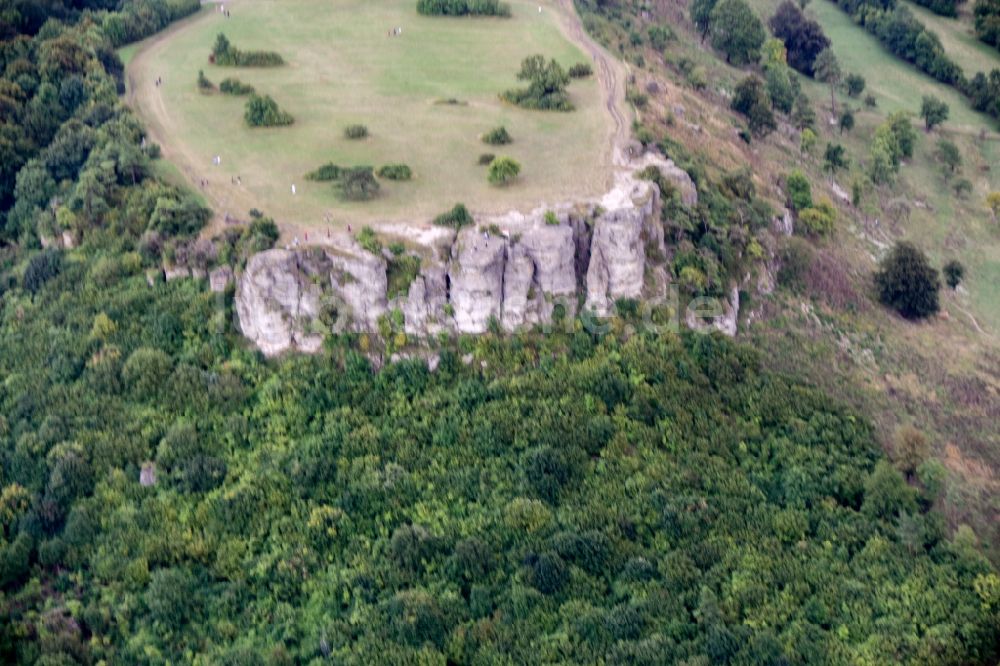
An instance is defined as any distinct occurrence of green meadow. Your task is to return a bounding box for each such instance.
[127,0,612,230]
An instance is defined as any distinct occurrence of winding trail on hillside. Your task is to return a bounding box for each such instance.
[126,4,249,230]
[551,0,630,167]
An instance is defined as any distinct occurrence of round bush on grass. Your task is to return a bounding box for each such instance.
[344,124,368,139]
[337,166,379,201]
[488,156,520,186]
[433,203,474,228]
[219,78,255,95]
[483,126,512,145]
[305,163,342,182]
[244,94,293,127]
[377,164,412,181]
[478,153,495,165]
[874,241,940,319]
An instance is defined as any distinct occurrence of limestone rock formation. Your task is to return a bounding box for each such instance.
[164,265,190,281]
[633,152,698,207]
[328,251,388,330]
[403,264,449,336]
[773,207,794,236]
[209,265,234,293]
[230,151,721,355]
[235,249,326,356]
[685,285,740,337]
[585,177,661,316]
[447,232,507,334]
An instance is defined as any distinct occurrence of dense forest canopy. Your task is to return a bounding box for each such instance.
[0,1,998,664]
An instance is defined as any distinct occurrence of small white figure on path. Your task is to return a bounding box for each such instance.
[213,155,221,166]
[538,6,542,12]
[291,184,297,195]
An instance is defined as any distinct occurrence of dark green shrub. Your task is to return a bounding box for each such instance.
[212,33,284,67]
[305,163,342,181]
[417,0,511,17]
[449,537,493,585]
[525,551,568,595]
[845,72,866,97]
[389,590,448,649]
[387,254,422,299]
[943,259,964,288]
[552,530,611,575]
[390,524,437,573]
[145,568,198,629]
[337,166,379,201]
[197,69,214,91]
[244,94,293,127]
[627,88,649,108]
[501,55,573,111]
[219,77,255,95]
[731,75,776,137]
[786,170,812,211]
[356,226,382,254]
[377,164,412,180]
[874,241,940,319]
[433,203,474,228]
[478,153,495,165]
[488,156,520,185]
[24,249,62,294]
[483,126,512,145]
[344,124,368,139]
[568,62,593,78]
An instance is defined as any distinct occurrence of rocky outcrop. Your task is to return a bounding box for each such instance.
[685,285,740,337]
[232,152,721,355]
[403,265,448,336]
[164,265,190,281]
[633,152,698,207]
[585,177,660,316]
[235,249,326,356]
[447,232,507,334]
[209,265,234,293]
[773,207,794,236]
[328,250,388,329]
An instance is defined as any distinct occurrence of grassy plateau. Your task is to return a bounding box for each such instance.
[126,0,613,232]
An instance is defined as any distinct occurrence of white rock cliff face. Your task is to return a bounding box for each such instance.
[235,250,325,356]
[585,178,661,316]
[233,155,722,356]
[447,232,507,334]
